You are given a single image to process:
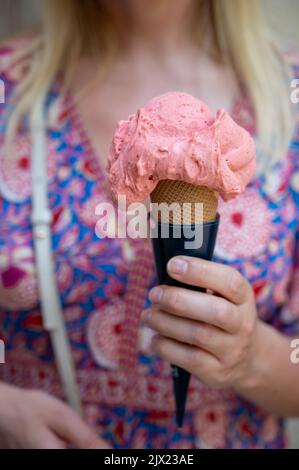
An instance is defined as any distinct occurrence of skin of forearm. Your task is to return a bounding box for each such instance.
[236,321,299,417]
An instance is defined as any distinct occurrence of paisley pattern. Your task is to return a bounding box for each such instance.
[0,40,299,449]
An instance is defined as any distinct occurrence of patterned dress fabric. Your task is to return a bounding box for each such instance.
[0,38,299,448]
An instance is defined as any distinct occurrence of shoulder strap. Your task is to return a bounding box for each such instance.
[30,100,82,415]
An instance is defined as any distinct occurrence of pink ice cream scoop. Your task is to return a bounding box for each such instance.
[108,92,256,204]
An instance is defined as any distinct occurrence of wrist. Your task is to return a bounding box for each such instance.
[235,321,281,396]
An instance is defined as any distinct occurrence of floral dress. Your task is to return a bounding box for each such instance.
[0,38,299,449]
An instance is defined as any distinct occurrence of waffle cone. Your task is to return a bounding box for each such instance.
[151,180,218,224]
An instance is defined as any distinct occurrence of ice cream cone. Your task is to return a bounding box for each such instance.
[108,91,256,429]
[151,180,218,224]
[150,179,219,428]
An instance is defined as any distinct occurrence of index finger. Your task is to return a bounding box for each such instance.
[167,256,250,305]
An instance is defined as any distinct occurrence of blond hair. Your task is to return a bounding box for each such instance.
[2,0,296,167]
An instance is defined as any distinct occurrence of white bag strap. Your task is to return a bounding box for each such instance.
[30,101,82,415]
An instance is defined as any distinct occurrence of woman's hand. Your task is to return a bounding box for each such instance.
[142,255,263,390]
[0,383,110,449]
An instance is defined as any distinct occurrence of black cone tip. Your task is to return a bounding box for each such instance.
[172,365,191,428]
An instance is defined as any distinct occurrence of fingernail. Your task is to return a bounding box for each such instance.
[168,257,188,275]
[141,309,152,323]
[149,287,163,303]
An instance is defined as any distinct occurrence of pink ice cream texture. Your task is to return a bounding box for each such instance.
[108,92,256,203]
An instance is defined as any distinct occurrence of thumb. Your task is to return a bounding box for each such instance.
[48,400,111,449]
[85,435,111,449]
[28,427,68,449]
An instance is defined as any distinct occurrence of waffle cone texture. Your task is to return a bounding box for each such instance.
[151,180,218,224]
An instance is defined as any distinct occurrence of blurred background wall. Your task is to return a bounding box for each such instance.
[0,0,298,449]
